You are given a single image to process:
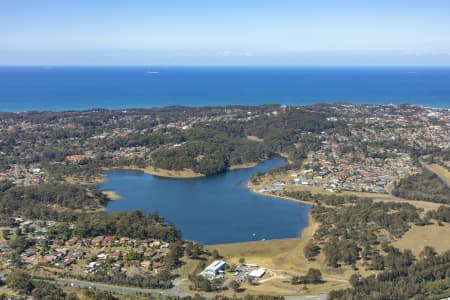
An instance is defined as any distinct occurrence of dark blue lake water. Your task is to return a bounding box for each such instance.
[1,66,450,111]
[100,159,310,245]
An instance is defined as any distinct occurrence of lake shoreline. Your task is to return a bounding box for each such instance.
[99,159,313,245]
[207,213,317,247]
[201,180,317,246]
[94,162,263,182]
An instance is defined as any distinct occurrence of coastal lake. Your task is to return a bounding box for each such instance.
[100,159,310,245]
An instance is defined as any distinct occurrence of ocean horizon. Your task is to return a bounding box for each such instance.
[1,66,450,112]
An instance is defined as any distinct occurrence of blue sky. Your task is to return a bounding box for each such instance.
[1,0,450,66]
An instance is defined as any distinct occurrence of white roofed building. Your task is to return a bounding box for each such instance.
[200,260,226,280]
[249,268,266,279]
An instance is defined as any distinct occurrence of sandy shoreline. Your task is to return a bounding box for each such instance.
[101,190,121,200]
[228,162,258,170]
[142,166,204,178]
[94,162,262,181]
[207,213,317,248]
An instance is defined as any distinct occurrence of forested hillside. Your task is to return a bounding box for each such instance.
[392,168,450,204]
[329,249,450,299]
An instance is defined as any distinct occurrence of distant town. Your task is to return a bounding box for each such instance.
[0,104,448,190]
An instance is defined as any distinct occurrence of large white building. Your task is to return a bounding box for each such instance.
[200,260,226,280]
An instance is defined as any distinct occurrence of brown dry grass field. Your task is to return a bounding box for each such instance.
[207,237,352,296]
[392,222,450,256]
[427,163,450,184]
[207,217,450,296]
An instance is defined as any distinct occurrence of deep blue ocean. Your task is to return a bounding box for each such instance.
[1,66,449,111]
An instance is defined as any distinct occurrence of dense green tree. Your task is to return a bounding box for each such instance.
[6,271,34,295]
[311,199,422,269]
[329,250,450,299]
[303,239,320,261]
[292,268,322,284]
[392,168,450,204]
[31,281,67,300]
[84,289,119,300]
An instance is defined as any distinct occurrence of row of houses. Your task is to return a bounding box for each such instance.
[66,235,169,249]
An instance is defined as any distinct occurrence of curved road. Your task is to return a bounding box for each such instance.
[420,160,450,188]
[47,278,326,300]
[50,277,191,298]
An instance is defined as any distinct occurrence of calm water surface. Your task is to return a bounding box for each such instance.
[1,67,450,111]
[100,159,310,245]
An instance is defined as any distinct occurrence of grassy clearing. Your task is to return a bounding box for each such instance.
[194,215,334,296]
[178,256,202,279]
[208,237,352,296]
[209,238,366,278]
[64,175,104,185]
[392,222,450,256]
[427,163,450,184]
[242,278,348,296]
[374,198,445,213]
